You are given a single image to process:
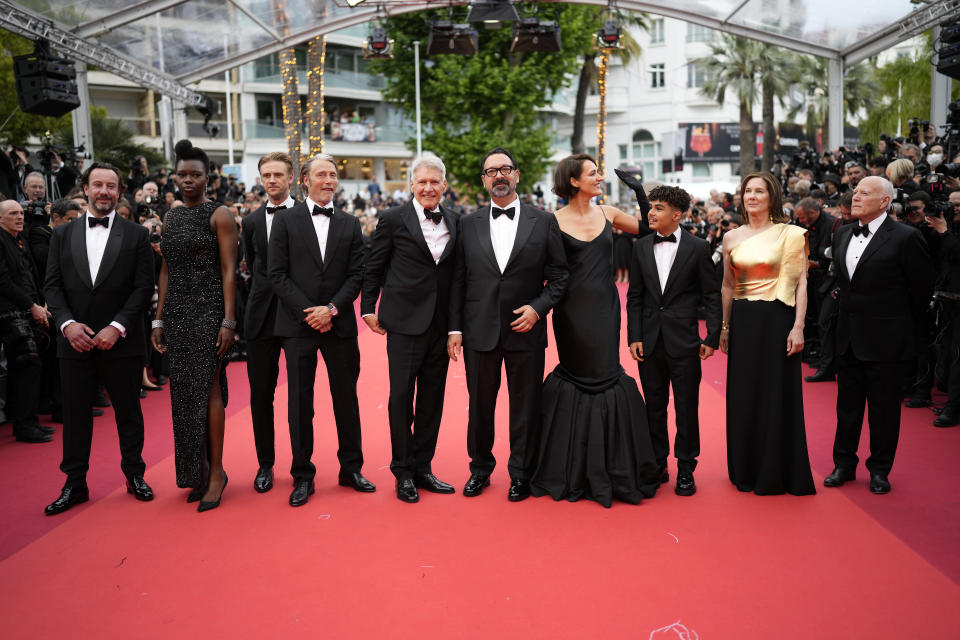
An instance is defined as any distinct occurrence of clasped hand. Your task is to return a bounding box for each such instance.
[67,322,119,352]
[304,306,333,333]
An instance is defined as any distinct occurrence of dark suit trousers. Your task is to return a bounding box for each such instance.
[60,354,146,488]
[386,320,449,480]
[638,345,702,472]
[246,332,283,468]
[463,343,544,481]
[0,314,41,426]
[283,333,363,482]
[833,348,907,476]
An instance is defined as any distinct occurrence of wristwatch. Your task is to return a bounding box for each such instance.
[327,303,338,316]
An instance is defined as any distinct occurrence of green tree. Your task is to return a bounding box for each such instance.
[0,31,72,146]
[756,44,798,171]
[55,107,165,175]
[368,7,596,199]
[789,55,877,150]
[695,34,761,179]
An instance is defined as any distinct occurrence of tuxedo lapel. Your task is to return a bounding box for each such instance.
[323,210,346,272]
[641,237,662,297]
[72,215,94,290]
[504,205,534,271]
[662,233,694,301]
[94,216,125,289]
[438,206,457,263]
[400,202,434,262]
[473,208,499,273]
[255,208,269,258]
[298,208,325,271]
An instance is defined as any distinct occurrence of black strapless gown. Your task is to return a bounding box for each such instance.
[530,220,660,507]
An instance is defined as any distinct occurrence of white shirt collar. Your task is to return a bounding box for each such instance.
[861,212,886,234]
[490,198,521,218]
[411,198,440,221]
[305,197,333,213]
[267,195,295,211]
[86,210,116,224]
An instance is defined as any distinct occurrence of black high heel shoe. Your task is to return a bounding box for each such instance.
[197,473,228,512]
[186,487,203,503]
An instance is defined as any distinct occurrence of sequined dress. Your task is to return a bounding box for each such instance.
[161,201,228,488]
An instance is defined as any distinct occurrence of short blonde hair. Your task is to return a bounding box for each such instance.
[885,158,914,185]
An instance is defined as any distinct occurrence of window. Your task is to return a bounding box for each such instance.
[649,63,665,89]
[619,144,628,163]
[650,19,665,44]
[692,163,711,178]
[686,24,714,43]
[631,130,661,180]
[687,62,711,88]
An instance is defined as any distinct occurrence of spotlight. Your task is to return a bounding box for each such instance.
[596,19,623,49]
[426,20,479,56]
[196,95,222,137]
[362,26,394,59]
[511,18,561,53]
[466,0,519,25]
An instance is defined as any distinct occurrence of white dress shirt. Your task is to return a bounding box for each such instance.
[411,198,450,263]
[305,197,332,262]
[845,213,887,278]
[489,197,521,273]
[653,227,682,292]
[61,210,125,336]
[265,195,295,242]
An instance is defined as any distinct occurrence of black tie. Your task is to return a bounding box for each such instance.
[88,216,109,229]
[426,209,443,225]
[653,234,676,244]
[312,205,333,217]
[266,204,287,214]
[492,206,515,220]
[853,225,870,238]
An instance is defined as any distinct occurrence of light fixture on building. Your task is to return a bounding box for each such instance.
[362,26,394,59]
[426,20,479,56]
[511,17,561,53]
[466,0,519,28]
[196,95,221,137]
[596,19,623,50]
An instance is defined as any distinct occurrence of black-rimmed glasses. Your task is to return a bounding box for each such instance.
[482,165,516,178]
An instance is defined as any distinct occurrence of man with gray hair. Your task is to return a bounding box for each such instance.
[361,153,458,503]
[825,176,934,494]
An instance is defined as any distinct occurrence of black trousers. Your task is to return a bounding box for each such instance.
[833,348,907,476]
[386,320,449,481]
[638,345,701,473]
[246,333,283,469]
[0,312,41,428]
[283,333,363,483]
[60,354,146,488]
[463,343,544,481]
[940,301,960,412]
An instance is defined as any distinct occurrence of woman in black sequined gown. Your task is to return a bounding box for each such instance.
[152,140,238,511]
[530,154,660,507]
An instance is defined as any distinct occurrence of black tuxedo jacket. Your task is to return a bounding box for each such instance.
[626,231,721,356]
[833,216,934,362]
[449,203,568,352]
[43,213,154,360]
[360,201,457,335]
[268,202,364,339]
[241,201,295,338]
[0,229,41,313]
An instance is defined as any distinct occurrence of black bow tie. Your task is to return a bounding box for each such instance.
[425,209,443,225]
[266,204,287,214]
[88,216,109,229]
[853,225,870,238]
[312,205,333,217]
[492,206,515,220]
[653,234,676,244]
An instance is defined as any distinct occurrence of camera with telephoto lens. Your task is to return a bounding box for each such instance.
[137,194,161,219]
[149,231,162,244]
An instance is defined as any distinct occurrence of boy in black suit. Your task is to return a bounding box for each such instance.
[627,185,721,496]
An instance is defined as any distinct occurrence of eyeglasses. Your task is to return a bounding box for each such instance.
[482,165,516,178]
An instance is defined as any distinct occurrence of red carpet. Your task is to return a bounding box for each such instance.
[1,285,958,638]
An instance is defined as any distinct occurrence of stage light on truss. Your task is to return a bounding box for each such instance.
[466,0,519,26]
[426,20,479,56]
[510,17,561,53]
[362,26,394,59]
[596,19,623,49]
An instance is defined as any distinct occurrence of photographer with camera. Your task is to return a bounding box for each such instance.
[19,172,51,236]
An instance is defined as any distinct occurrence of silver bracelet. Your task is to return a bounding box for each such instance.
[151,319,164,329]
[221,318,237,330]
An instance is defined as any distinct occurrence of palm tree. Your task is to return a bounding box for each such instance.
[571,11,648,154]
[789,56,877,151]
[55,107,165,173]
[756,44,798,171]
[695,34,761,179]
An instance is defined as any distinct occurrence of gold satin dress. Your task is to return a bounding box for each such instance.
[725,224,815,495]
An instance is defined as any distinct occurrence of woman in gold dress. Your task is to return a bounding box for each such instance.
[719,172,815,495]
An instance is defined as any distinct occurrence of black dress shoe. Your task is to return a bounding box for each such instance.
[14,424,52,443]
[869,473,891,494]
[675,470,696,496]
[186,487,203,503]
[139,389,148,399]
[396,479,419,503]
[253,467,274,493]
[45,486,90,515]
[804,369,835,383]
[463,474,490,497]
[414,473,455,494]
[933,410,960,427]
[156,375,169,385]
[92,389,110,408]
[823,467,856,487]
[289,480,315,507]
[507,479,531,502]
[657,467,669,485]
[198,474,228,512]
[126,476,154,501]
[338,472,376,493]
[37,423,55,435]
[905,396,932,408]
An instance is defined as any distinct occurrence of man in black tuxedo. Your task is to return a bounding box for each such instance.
[362,153,457,503]
[825,176,934,494]
[447,148,568,501]
[42,163,156,514]
[241,152,296,494]
[627,185,721,497]
[268,153,374,507]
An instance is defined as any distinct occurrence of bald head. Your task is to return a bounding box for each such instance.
[0,199,25,235]
[851,176,894,224]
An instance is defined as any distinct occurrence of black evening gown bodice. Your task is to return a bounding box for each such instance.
[530,219,660,507]
[160,201,228,488]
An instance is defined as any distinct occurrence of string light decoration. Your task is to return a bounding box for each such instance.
[306,35,326,154]
[275,0,303,179]
[596,47,609,204]
[319,36,326,154]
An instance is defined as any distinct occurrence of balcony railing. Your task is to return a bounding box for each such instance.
[244,120,414,142]
[245,65,386,91]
